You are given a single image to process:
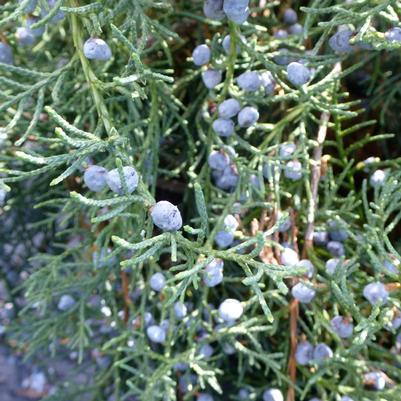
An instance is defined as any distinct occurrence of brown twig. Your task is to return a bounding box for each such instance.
[120,271,132,324]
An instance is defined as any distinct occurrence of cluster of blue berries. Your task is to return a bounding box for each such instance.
[203,0,250,25]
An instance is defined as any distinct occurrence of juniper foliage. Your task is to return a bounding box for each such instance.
[0,1,401,401]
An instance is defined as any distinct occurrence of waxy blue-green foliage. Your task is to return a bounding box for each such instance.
[0,1,401,401]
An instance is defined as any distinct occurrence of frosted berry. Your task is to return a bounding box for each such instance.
[192,44,211,66]
[215,165,239,191]
[283,8,297,25]
[326,241,345,257]
[0,43,13,65]
[212,118,235,137]
[238,388,250,399]
[325,258,340,275]
[26,17,45,37]
[260,71,276,95]
[287,62,311,86]
[279,143,296,158]
[199,343,214,358]
[284,160,302,180]
[0,189,6,206]
[149,272,166,292]
[223,0,250,25]
[208,150,230,171]
[146,325,166,343]
[16,27,36,46]
[237,71,261,92]
[364,371,386,390]
[203,0,225,20]
[263,388,283,401]
[274,29,288,39]
[330,316,353,338]
[218,298,243,322]
[203,258,224,287]
[363,282,388,305]
[83,38,112,61]
[383,257,399,275]
[222,34,244,54]
[197,393,214,401]
[151,201,183,231]
[295,340,314,365]
[218,98,241,119]
[274,48,291,65]
[329,29,353,54]
[238,106,259,128]
[106,166,139,194]
[289,23,303,36]
[385,27,401,42]
[223,214,238,232]
[41,0,65,22]
[313,231,328,245]
[277,212,291,232]
[280,247,299,266]
[328,219,348,242]
[369,169,386,188]
[202,68,222,89]
[57,294,75,311]
[313,343,333,363]
[84,165,107,192]
[215,230,234,248]
[292,282,316,303]
[299,259,315,278]
[340,397,354,401]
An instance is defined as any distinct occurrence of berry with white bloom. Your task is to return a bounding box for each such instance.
[287,62,311,86]
[295,340,314,365]
[212,118,235,137]
[329,29,353,54]
[237,71,261,92]
[283,8,297,25]
[364,371,386,390]
[363,282,389,305]
[327,219,348,242]
[277,212,291,232]
[208,150,230,171]
[238,388,250,399]
[223,214,238,232]
[340,397,355,401]
[26,17,45,38]
[330,316,353,338]
[146,325,166,343]
[106,166,139,194]
[149,272,166,292]
[222,34,244,54]
[238,106,259,128]
[218,298,243,322]
[313,343,333,363]
[279,143,296,159]
[151,201,182,231]
[288,23,303,36]
[299,259,315,278]
[0,189,6,206]
[0,43,13,65]
[174,302,188,320]
[215,165,239,191]
[197,393,214,401]
[218,98,241,119]
[284,160,302,180]
[383,257,400,275]
[203,258,224,287]
[192,44,211,66]
[202,68,222,89]
[263,388,284,401]
[326,241,345,257]
[215,230,234,248]
[385,27,401,42]
[313,231,329,245]
[16,27,36,46]
[274,29,288,39]
[292,283,316,303]
[280,247,299,266]
[222,342,235,354]
[84,165,107,192]
[199,343,214,358]
[370,169,386,188]
[325,258,340,275]
[260,71,276,95]
[57,294,75,311]
[83,38,112,61]
[223,0,250,25]
[203,0,225,20]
